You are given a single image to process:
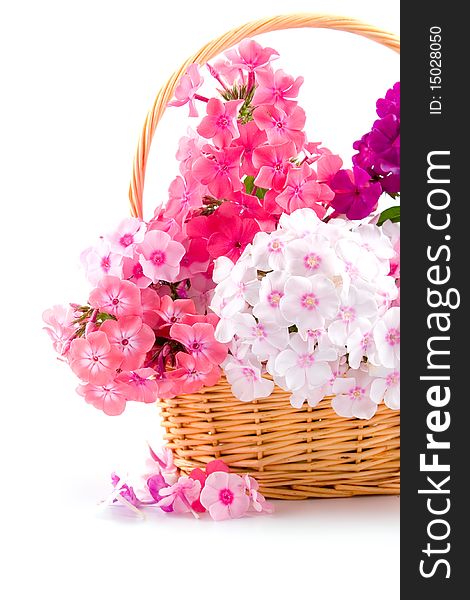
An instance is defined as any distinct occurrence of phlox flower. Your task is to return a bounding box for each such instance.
[193,146,243,199]
[139,287,162,328]
[328,286,378,347]
[331,369,377,420]
[176,129,205,174]
[100,316,155,370]
[69,331,122,385]
[223,355,274,402]
[284,234,338,278]
[81,239,123,286]
[210,259,259,318]
[273,333,334,392]
[165,174,204,221]
[108,218,146,258]
[122,254,152,289]
[279,275,339,331]
[200,472,250,520]
[220,313,288,358]
[251,231,287,271]
[168,352,221,394]
[345,320,380,370]
[253,141,296,191]
[156,476,201,515]
[138,229,186,283]
[315,152,343,184]
[335,238,386,294]
[170,322,228,369]
[189,459,230,513]
[236,121,267,177]
[115,368,159,404]
[253,104,306,151]
[252,271,290,326]
[89,276,142,318]
[354,223,395,261]
[197,98,243,148]
[278,207,324,238]
[42,305,76,354]
[369,365,400,410]
[224,39,279,73]
[186,272,216,314]
[373,307,400,368]
[168,63,204,117]
[77,378,128,416]
[207,213,260,262]
[252,68,304,109]
[330,166,382,220]
[156,296,197,327]
[274,164,332,215]
[243,475,274,514]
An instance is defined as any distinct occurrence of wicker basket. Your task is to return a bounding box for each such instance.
[129,14,400,500]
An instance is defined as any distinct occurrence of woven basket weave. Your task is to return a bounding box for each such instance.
[129,14,400,500]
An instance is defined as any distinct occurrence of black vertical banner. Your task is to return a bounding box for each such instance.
[401,4,465,596]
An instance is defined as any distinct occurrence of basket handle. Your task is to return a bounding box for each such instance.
[128,13,400,219]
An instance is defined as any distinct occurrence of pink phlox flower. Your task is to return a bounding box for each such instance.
[209,58,240,86]
[148,445,178,478]
[69,330,122,385]
[252,141,296,191]
[147,210,185,243]
[147,473,174,512]
[253,104,306,151]
[42,304,76,354]
[77,377,128,416]
[156,476,201,516]
[165,174,204,221]
[176,129,205,174]
[197,98,243,148]
[193,145,243,198]
[81,239,123,286]
[156,296,198,329]
[207,212,260,262]
[315,152,343,184]
[178,237,210,279]
[274,164,331,216]
[138,229,186,283]
[253,68,303,109]
[108,218,146,258]
[189,459,231,513]
[331,368,377,420]
[139,287,162,329]
[115,368,159,403]
[235,121,267,177]
[186,272,217,314]
[170,322,228,369]
[230,192,277,233]
[168,352,221,394]
[200,472,250,520]
[111,472,140,506]
[243,475,274,513]
[89,276,142,318]
[122,254,152,289]
[168,63,204,117]
[100,316,155,370]
[225,39,279,73]
[330,166,382,220]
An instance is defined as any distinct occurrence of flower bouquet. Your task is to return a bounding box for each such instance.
[45,14,400,507]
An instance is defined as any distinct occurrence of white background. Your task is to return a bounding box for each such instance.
[1,1,399,598]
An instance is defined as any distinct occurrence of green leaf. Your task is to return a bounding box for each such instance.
[244,176,255,194]
[377,205,400,226]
